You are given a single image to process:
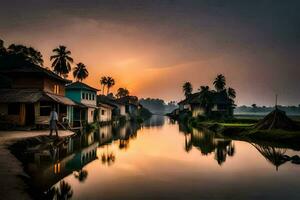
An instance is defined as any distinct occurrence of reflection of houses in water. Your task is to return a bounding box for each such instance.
[180,124,235,165]
[21,133,98,195]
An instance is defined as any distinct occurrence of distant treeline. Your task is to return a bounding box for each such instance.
[139,98,177,115]
[235,104,300,115]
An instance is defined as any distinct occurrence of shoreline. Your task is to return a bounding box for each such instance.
[0,130,74,200]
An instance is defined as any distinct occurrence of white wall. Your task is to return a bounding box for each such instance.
[99,106,112,122]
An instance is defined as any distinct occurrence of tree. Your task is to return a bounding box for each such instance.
[56,181,73,200]
[73,62,89,82]
[106,76,115,95]
[7,44,43,65]
[182,82,193,98]
[199,86,213,115]
[116,87,129,98]
[100,76,108,95]
[50,45,73,76]
[213,74,226,91]
[227,87,236,99]
[0,39,6,56]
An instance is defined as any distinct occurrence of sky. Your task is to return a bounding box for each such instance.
[1,0,300,106]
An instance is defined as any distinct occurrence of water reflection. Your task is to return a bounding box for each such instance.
[179,123,235,165]
[10,116,300,200]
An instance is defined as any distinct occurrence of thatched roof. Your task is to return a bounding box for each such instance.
[254,108,299,131]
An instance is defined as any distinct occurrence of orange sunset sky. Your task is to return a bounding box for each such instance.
[1,1,300,106]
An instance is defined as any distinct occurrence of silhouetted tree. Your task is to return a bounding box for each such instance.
[7,44,44,65]
[183,82,193,98]
[106,76,115,95]
[227,87,236,99]
[213,74,226,91]
[0,39,6,56]
[100,76,108,95]
[199,86,213,115]
[50,45,73,76]
[116,87,129,98]
[73,62,89,82]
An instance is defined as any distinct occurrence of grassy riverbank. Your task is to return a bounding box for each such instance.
[189,115,300,143]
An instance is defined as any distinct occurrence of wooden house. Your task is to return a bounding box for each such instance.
[65,81,99,125]
[97,95,126,120]
[0,62,75,127]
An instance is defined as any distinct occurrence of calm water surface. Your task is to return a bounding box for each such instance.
[20,116,300,199]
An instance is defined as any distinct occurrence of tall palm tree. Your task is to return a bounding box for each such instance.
[50,45,73,76]
[56,181,73,200]
[183,82,193,98]
[106,76,115,95]
[100,76,108,95]
[116,87,129,98]
[213,74,226,92]
[227,87,236,99]
[73,62,89,82]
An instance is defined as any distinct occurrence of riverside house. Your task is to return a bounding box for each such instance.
[0,62,76,127]
[178,91,234,118]
[65,81,99,125]
[97,95,126,121]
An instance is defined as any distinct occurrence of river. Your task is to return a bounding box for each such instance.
[11,115,300,199]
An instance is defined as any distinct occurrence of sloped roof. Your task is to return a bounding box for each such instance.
[178,91,232,105]
[98,103,114,109]
[0,89,76,105]
[0,61,71,84]
[0,89,43,103]
[66,81,99,92]
[97,95,120,108]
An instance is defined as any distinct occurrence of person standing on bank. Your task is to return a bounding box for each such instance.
[49,107,59,137]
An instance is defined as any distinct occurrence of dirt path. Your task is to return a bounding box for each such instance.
[0,130,74,200]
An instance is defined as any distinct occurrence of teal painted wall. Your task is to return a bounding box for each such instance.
[66,89,82,103]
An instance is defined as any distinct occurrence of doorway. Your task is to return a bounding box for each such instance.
[25,104,35,125]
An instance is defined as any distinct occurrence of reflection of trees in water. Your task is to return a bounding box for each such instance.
[74,169,88,182]
[44,181,73,200]
[101,145,116,166]
[181,125,235,166]
[252,144,288,171]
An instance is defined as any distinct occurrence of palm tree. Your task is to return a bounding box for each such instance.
[227,87,236,99]
[106,76,115,95]
[100,76,108,95]
[183,82,193,98]
[213,74,226,91]
[73,62,89,82]
[116,87,129,98]
[50,45,73,76]
[199,86,210,93]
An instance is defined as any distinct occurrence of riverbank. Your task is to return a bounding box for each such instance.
[0,130,73,200]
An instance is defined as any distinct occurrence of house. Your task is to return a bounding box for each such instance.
[116,96,139,120]
[65,81,99,125]
[97,95,126,120]
[178,91,233,118]
[0,61,76,127]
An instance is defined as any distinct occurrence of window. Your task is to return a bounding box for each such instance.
[8,103,20,115]
[82,92,85,99]
[101,109,105,115]
[54,85,60,94]
[89,93,91,100]
[40,102,52,116]
[92,94,95,100]
[85,93,88,99]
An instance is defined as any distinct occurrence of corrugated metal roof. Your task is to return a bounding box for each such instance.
[0,89,43,103]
